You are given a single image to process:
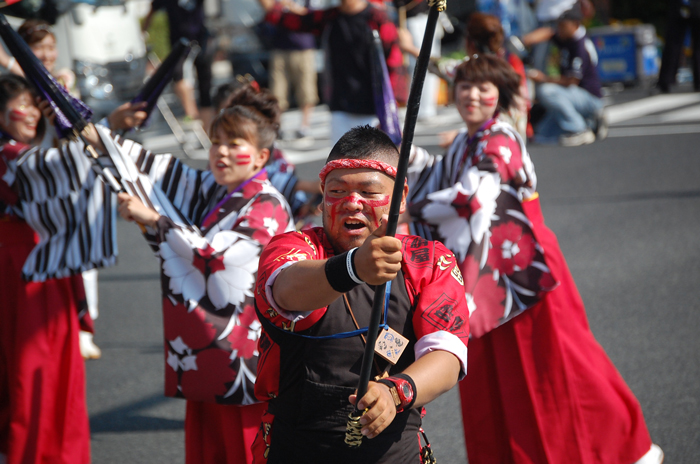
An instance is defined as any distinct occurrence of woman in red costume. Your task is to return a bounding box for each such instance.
[116,85,295,464]
[0,75,98,463]
[407,55,663,464]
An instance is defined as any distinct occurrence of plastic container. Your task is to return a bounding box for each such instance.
[589,24,660,86]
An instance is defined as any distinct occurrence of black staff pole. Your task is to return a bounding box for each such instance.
[130,38,193,131]
[346,0,446,447]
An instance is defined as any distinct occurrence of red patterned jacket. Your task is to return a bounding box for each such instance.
[408,119,558,338]
[253,227,470,402]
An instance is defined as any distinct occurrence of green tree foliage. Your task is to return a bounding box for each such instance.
[142,10,170,61]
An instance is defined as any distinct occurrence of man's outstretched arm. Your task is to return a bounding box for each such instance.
[402,349,461,407]
[273,216,402,312]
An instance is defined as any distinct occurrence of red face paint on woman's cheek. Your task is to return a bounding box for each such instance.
[235,154,251,165]
[481,96,497,107]
[9,109,29,122]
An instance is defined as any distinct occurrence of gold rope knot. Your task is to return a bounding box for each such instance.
[428,0,446,12]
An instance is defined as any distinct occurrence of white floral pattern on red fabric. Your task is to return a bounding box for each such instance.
[226,304,261,359]
[161,228,208,308]
[487,222,537,275]
[161,227,260,311]
[421,169,500,261]
[155,172,295,404]
[207,232,260,310]
[409,120,556,338]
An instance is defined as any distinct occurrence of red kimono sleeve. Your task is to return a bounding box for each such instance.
[254,229,329,402]
[400,235,470,374]
[479,131,531,187]
[254,229,330,333]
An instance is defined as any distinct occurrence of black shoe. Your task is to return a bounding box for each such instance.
[651,82,670,95]
[594,109,608,141]
[295,128,313,140]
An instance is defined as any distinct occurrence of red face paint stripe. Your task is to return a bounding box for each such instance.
[235,154,251,165]
[363,196,390,208]
[324,194,390,229]
[482,97,497,106]
[9,109,29,122]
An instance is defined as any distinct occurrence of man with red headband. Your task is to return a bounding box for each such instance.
[251,125,469,463]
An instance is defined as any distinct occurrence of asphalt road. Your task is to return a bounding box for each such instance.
[85,104,700,462]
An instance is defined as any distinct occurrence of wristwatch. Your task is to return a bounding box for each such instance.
[376,375,415,413]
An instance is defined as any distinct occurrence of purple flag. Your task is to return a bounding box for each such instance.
[370,29,402,146]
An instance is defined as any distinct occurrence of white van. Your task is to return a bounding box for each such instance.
[51,0,148,117]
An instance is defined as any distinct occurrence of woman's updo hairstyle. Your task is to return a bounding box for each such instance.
[210,84,280,151]
[18,19,54,47]
[466,12,504,55]
[0,74,45,140]
[453,54,521,113]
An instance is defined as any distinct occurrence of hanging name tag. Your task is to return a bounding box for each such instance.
[374,327,409,365]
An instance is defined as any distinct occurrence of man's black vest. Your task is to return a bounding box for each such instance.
[261,271,422,464]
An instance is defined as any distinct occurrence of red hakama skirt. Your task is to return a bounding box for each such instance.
[0,219,90,464]
[459,198,652,464]
[185,400,266,464]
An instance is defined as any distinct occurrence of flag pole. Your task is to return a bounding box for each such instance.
[130,38,192,131]
[346,0,446,447]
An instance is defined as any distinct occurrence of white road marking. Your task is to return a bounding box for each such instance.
[606,93,700,124]
[608,123,700,138]
[658,104,700,123]
[142,133,180,151]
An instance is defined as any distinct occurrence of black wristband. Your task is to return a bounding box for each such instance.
[325,251,360,293]
[393,373,417,410]
[376,378,395,390]
[376,373,417,412]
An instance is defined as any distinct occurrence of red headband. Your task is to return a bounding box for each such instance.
[319,159,397,185]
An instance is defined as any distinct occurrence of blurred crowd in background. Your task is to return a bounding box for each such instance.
[0,0,695,147]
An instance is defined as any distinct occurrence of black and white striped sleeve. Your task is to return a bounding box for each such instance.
[110,133,225,226]
[15,141,118,282]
